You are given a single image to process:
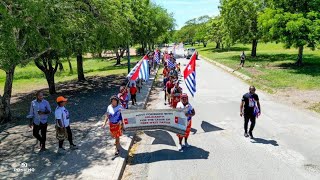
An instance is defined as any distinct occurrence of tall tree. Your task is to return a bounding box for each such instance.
[258,0,320,65]
[220,0,264,57]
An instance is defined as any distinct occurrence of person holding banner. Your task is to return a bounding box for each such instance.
[177,93,195,148]
[171,81,183,108]
[102,95,124,156]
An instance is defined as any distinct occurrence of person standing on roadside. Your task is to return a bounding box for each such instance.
[240,51,246,67]
[27,91,51,151]
[55,96,77,153]
[240,86,261,139]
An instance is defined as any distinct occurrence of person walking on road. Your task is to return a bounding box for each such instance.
[240,86,261,139]
[27,91,51,151]
[130,83,137,106]
[165,76,175,106]
[171,81,183,108]
[55,96,77,153]
[102,95,124,156]
[177,93,195,149]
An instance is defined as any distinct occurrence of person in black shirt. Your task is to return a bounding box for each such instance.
[240,86,261,139]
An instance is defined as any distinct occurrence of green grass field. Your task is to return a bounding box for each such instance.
[0,56,142,95]
[188,43,320,93]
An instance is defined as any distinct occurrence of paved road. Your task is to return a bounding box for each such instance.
[123,49,320,180]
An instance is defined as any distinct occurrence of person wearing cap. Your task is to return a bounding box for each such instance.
[55,96,77,152]
[102,95,124,156]
[171,81,183,108]
[27,91,51,151]
[240,86,261,139]
[176,93,195,149]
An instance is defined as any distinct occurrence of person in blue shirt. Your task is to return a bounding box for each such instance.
[102,95,124,156]
[27,91,51,151]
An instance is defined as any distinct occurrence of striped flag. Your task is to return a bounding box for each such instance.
[154,50,160,64]
[127,60,142,80]
[138,55,149,81]
[183,51,196,96]
[167,59,175,69]
[127,55,149,81]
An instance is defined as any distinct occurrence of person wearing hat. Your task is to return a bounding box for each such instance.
[176,93,195,149]
[55,96,77,153]
[102,95,124,156]
[171,81,183,108]
[27,91,51,151]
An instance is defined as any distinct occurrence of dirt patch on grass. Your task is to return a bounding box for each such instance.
[273,88,320,113]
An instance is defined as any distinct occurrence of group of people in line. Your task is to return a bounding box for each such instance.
[26,47,261,156]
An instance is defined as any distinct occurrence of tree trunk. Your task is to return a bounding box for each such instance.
[0,66,15,123]
[216,42,221,49]
[251,39,258,57]
[58,62,64,72]
[296,46,304,66]
[141,43,145,55]
[45,72,56,94]
[203,41,207,47]
[114,48,121,65]
[67,57,73,74]
[120,48,126,58]
[77,52,86,81]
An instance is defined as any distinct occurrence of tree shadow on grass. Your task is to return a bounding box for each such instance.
[229,53,320,77]
[201,47,250,53]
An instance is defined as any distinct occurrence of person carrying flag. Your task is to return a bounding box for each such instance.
[240,86,261,139]
[102,95,124,156]
[177,93,195,149]
[163,65,170,91]
[171,81,183,108]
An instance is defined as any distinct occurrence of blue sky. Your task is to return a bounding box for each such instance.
[151,0,220,29]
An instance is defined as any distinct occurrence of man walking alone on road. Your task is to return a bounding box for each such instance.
[240,86,261,139]
[27,91,51,151]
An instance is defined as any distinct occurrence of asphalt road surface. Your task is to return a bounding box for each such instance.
[123,47,320,180]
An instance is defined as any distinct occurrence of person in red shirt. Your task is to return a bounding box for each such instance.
[171,81,183,108]
[130,83,137,105]
[165,77,175,106]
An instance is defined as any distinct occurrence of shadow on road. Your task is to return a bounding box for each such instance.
[130,146,209,164]
[144,130,176,147]
[201,121,224,133]
[251,138,279,146]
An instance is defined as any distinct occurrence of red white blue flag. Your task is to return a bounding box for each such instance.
[183,51,196,97]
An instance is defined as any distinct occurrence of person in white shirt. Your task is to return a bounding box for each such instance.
[55,96,77,152]
[102,95,124,156]
[176,93,195,149]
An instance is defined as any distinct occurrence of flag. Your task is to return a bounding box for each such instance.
[138,55,149,81]
[154,50,160,64]
[183,51,196,96]
[167,59,175,69]
[127,60,142,80]
[130,61,142,81]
